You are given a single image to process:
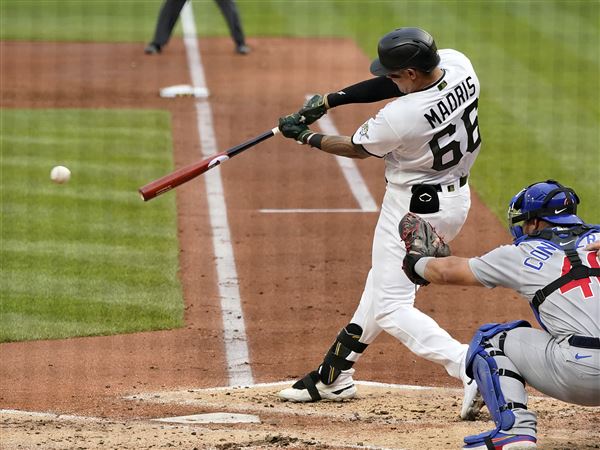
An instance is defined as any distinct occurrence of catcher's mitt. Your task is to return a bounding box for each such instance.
[399,212,451,285]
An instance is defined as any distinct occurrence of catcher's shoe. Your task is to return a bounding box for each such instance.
[278,370,356,402]
[460,379,485,420]
[463,432,537,449]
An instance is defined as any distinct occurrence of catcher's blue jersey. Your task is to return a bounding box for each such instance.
[469,229,600,339]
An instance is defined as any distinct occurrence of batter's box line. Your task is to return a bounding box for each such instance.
[183,380,434,392]
[123,380,436,403]
[0,409,407,450]
[259,208,378,213]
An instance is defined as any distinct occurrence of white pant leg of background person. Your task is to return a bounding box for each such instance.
[351,182,472,379]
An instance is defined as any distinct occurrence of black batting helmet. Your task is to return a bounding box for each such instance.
[370,27,440,76]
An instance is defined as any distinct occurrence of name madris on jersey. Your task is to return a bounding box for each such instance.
[424,76,477,129]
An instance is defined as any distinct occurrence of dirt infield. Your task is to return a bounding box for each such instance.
[3,385,598,449]
[1,37,597,449]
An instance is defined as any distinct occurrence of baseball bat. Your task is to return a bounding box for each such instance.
[139,127,279,201]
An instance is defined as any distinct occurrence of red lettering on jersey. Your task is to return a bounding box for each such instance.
[559,252,600,299]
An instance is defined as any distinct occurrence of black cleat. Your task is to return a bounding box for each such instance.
[144,43,161,54]
[235,44,251,55]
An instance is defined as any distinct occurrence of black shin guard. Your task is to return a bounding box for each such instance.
[319,323,368,385]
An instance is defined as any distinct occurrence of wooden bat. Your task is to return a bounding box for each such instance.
[139,127,279,201]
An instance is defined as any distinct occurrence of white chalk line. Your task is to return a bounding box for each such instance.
[0,379,558,420]
[259,208,370,213]
[0,409,113,423]
[0,382,442,426]
[177,380,434,392]
[181,2,253,387]
[0,408,407,450]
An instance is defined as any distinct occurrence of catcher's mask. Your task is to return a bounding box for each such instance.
[370,27,440,76]
[507,179,582,239]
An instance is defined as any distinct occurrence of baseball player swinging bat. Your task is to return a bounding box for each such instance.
[139,127,279,201]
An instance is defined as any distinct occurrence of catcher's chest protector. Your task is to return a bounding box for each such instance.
[519,226,600,313]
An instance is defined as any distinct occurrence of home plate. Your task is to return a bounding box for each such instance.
[153,413,260,424]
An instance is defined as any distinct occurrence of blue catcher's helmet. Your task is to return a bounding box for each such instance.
[507,180,582,239]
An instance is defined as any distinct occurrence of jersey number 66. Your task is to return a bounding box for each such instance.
[429,99,481,171]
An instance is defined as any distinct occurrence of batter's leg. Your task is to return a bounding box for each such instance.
[372,189,482,420]
[371,190,467,380]
[278,271,383,402]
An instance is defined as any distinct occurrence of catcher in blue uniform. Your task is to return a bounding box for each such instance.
[400,179,599,449]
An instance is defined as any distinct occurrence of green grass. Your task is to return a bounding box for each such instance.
[2,0,596,221]
[1,109,183,342]
[0,2,598,343]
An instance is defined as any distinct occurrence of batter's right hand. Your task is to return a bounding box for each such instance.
[298,94,329,125]
[278,113,310,141]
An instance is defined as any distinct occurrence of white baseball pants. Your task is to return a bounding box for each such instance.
[349,181,472,380]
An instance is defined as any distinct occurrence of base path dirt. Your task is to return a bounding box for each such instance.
[1,38,597,449]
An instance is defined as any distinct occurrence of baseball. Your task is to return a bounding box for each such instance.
[50,165,71,184]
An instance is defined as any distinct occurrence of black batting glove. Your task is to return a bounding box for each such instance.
[278,113,313,143]
[298,94,329,125]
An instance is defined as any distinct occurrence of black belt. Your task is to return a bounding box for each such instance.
[433,175,468,192]
[568,335,600,349]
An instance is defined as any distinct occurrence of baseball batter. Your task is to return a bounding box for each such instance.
[278,27,483,418]
[401,180,600,449]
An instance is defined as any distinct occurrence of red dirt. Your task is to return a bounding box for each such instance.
[0,38,556,448]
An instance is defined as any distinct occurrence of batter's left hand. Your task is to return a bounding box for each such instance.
[279,113,311,143]
[298,94,328,125]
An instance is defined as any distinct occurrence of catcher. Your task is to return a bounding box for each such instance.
[399,179,600,449]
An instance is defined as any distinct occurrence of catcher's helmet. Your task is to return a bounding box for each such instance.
[507,180,582,239]
[370,27,440,76]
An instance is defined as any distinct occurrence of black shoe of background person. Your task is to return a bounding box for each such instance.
[144,43,162,54]
[235,44,250,55]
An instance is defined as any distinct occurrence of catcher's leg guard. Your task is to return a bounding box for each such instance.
[320,323,368,384]
[465,321,531,433]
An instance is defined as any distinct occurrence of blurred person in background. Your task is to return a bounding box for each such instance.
[145,0,250,55]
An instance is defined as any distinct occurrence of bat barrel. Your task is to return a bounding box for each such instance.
[138,161,208,201]
[138,127,279,201]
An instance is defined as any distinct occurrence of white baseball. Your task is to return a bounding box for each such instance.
[50,165,71,184]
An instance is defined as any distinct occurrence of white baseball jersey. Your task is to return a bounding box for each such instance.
[324,49,482,386]
[352,49,481,186]
[469,230,600,338]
